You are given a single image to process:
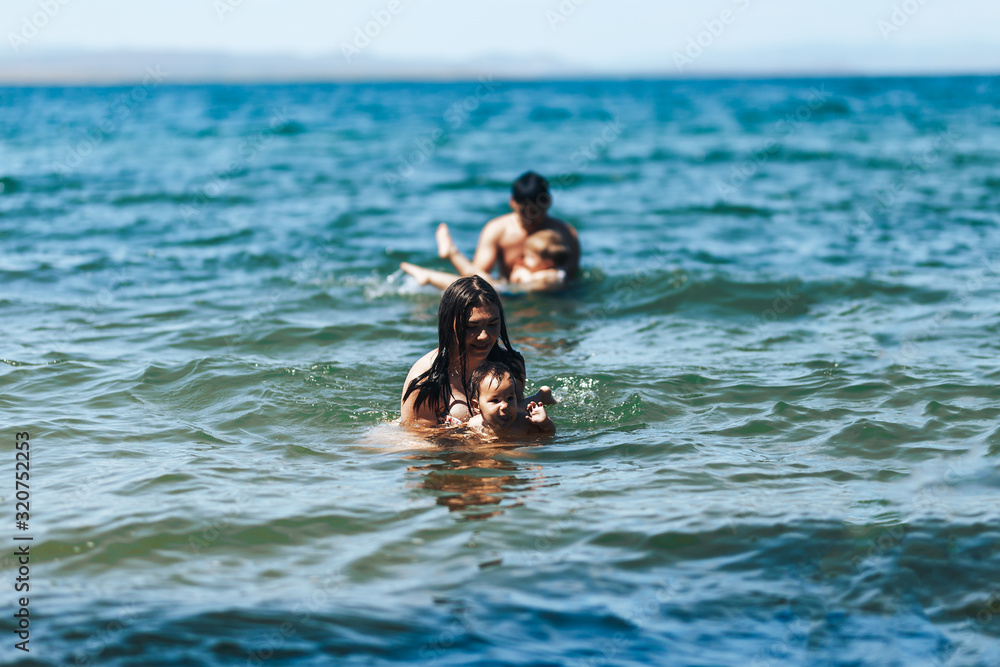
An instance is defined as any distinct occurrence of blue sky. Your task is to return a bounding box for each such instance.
[3,0,999,74]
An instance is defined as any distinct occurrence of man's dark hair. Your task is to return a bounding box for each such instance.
[511,171,551,208]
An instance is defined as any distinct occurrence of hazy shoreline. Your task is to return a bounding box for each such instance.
[1,49,996,85]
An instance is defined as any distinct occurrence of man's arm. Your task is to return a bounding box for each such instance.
[446,247,493,282]
[471,220,503,276]
[438,222,497,281]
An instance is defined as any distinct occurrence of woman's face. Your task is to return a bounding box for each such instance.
[462,305,500,365]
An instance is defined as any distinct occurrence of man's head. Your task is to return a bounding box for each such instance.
[523,230,569,271]
[510,171,551,229]
[469,361,518,430]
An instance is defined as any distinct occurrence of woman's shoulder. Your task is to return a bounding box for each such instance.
[412,348,439,370]
[406,348,441,376]
[402,349,441,401]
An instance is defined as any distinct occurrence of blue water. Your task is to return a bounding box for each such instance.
[1,76,1000,666]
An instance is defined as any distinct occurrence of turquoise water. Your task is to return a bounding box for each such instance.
[2,77,1000,666]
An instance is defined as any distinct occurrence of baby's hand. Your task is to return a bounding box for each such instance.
[525,401,548,424]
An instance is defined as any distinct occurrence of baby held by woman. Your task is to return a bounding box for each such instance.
[467,361,555,438]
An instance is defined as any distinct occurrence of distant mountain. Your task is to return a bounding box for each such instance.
[0,45,995,85]
[0,50,596,85]
[673,42,1000,78]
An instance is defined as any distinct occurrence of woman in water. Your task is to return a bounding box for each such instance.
[400,276,551,428]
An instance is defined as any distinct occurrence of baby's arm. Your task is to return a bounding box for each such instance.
[509,268,567,293]
[523,401,556,435]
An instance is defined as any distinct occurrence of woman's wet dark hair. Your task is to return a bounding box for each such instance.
[403,276,525,417]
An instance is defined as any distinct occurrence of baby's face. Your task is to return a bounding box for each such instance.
[522,250,553,272]
[475,374,518,430]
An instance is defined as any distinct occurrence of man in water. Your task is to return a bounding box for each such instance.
[432,171,581,288]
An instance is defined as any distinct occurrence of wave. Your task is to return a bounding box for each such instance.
[31,516,999,664]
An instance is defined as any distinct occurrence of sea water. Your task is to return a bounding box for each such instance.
[1,77,999,665]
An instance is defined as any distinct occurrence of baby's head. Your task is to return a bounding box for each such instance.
[523,230,569,272]
[469,361,518,431]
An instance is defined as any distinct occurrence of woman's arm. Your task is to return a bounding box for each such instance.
[401,392,441,427]
[400,350,443,427]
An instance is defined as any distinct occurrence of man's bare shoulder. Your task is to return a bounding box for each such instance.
[482,213,518,237]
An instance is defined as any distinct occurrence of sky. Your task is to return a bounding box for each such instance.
[2,0,999,75]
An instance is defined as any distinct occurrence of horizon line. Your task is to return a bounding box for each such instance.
[1,69,998,87]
